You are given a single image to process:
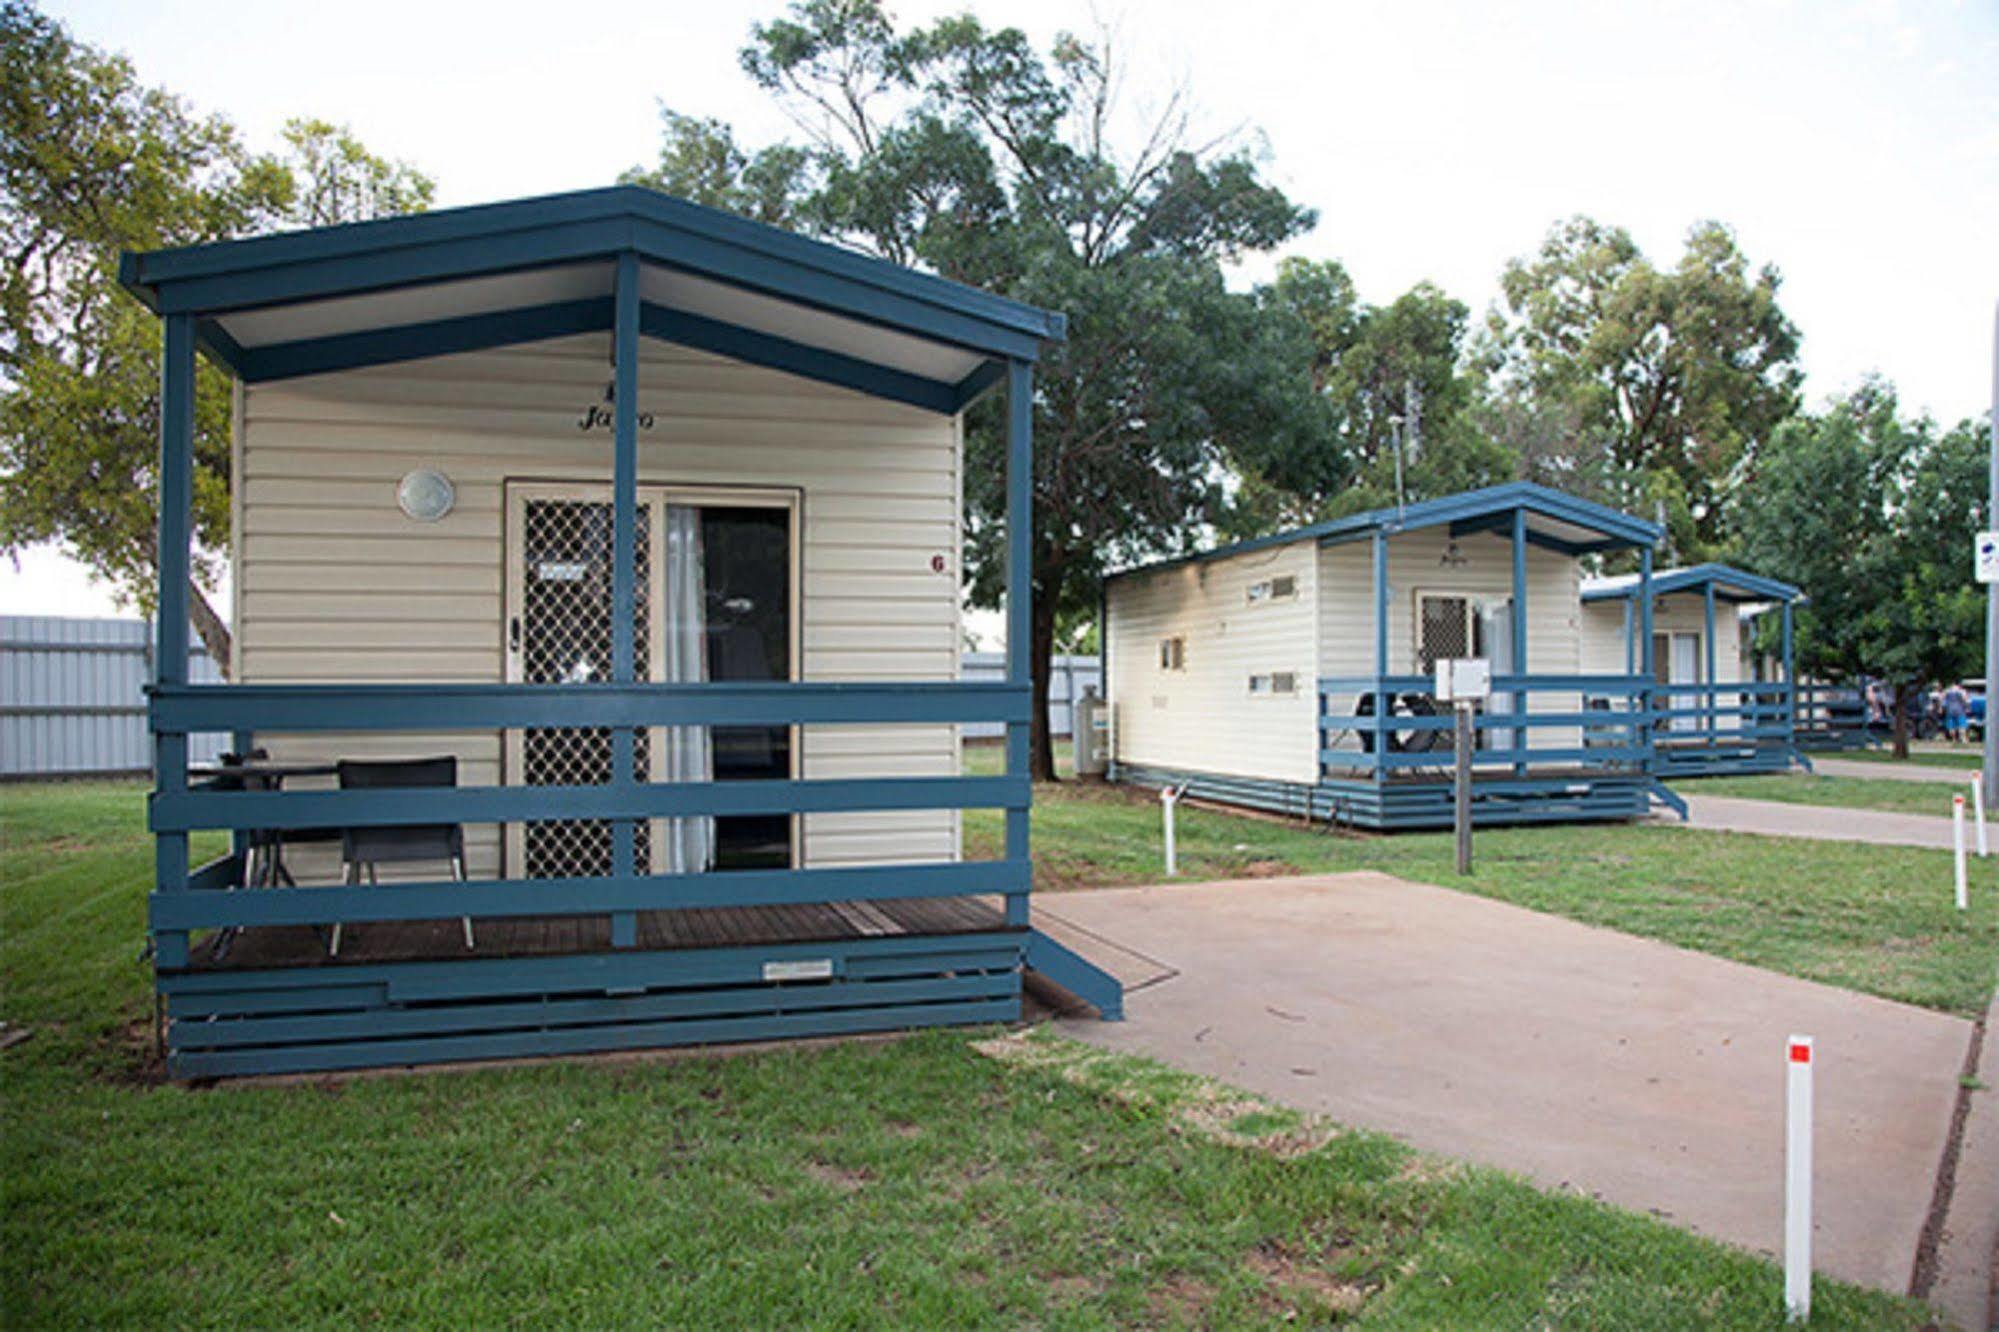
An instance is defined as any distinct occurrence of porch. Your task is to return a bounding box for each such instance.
[1311,483,1677,830]
[127,187,1122,1078]
[1316,672,1657,828]
[1582,563,1807,779]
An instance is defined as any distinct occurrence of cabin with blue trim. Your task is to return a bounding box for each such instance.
[1580,563,1808,777]
[1104,483,1687,830]
[123,185,1121,1079]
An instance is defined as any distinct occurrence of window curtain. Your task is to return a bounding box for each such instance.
[662,505,714,872]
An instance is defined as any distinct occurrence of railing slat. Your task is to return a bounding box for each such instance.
[151,774,1028,834]
[152,857,1028,930]
[151,680,1031,734]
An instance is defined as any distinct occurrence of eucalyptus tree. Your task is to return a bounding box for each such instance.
[626,1,1331,778]
[1,1,432,668]
[1483,216,1802,561]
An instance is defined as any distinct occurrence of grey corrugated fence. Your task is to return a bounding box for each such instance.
[1,615,224,779]
[0,617,1100,776]
[960,651,1101,740]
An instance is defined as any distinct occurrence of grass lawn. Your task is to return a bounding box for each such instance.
[1834,747,1986,771]
[962,751,1999,1018]
[1687,771,1971,817]
[0,781,1942,1328]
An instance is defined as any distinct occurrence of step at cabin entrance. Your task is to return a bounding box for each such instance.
[504,483,798,880]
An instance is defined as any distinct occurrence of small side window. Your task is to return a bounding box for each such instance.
[1158,636,1185,671]
[1249,672,1298,696]
[1246,575,1298,604]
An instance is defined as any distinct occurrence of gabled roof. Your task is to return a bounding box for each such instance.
[1108,482,1662,581]
[1582,562,1802,604]
[118,185,1063,414]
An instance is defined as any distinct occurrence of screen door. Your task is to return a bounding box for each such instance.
[505,486,658,878]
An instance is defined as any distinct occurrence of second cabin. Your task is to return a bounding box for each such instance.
[1104,483,1688,830]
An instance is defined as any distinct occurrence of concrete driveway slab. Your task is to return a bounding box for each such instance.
[1051,872,1972,1295]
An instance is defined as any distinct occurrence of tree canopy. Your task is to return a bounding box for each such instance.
[627,0,1330,778]
[1481,216,1803,562]
[0,0,433,668]
[1736,381,1987,754]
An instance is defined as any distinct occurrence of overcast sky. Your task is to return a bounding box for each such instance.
[7,0,1996,620]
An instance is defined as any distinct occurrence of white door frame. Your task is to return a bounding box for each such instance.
[502,480,802,877]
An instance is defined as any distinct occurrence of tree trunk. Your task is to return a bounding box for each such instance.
[1030,587,1059,783]
[187,579,232,681]
[1891,681,1910,760]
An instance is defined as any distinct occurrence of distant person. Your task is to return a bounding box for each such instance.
[1865,681,1888,725]
[1943,682,1971,745]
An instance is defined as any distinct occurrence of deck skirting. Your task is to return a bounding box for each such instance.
[161,916,1024,1078]
[1111,761,1652,831]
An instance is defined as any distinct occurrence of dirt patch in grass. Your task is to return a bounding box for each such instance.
[1144,1272,1218,1323]
[803,1160,874,1193]
[1246,1240,1375,1316]
[974,1029,1339,1158]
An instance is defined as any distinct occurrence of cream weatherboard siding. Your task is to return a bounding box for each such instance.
[1580,596,1745,682]
[1106,541,1320,784]
[234,332,963,881]
[1318,531,1585,757]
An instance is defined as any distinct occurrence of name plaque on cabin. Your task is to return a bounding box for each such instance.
[763,958,835,982]
[577,380,656,432]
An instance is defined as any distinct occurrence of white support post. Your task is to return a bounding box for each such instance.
[1954,795,1969,910]
[1785,1034,1814,1324]
[1160,785,1181,877]
[1973,773,1988,858]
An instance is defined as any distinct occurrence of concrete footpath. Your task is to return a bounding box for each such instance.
[1676,793,1965,851]
[1931,992,1998,1331]
[1814,757,1982,785]
[1048,872,1972,1295]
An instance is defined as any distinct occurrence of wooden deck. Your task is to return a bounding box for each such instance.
[187,896,1011,973]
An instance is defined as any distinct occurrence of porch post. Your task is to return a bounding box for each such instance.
[1622,598,1634,674]
[153,313,195,971]
[1639,547,1656,774]
[1372,527,1388,793]
[1704,583,1718,744]
[1004,359,1033,927]
[1782,599,1797,746]
[609,252,640,948]
[1511,508,1528,775]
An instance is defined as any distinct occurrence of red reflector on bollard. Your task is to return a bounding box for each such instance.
[1789,1042,1811,1064]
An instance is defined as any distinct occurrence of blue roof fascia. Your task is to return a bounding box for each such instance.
[118,186,1064,361]
[1107,482,1659,582]
[1583,563,1801,604]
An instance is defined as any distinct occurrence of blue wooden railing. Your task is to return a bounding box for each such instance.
[1318,674,1654,776]
[1792,682,1881,751]
[1650,681,1794,743]
[146,680,1031,966]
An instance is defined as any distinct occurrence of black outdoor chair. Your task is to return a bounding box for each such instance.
[331,756,471,957]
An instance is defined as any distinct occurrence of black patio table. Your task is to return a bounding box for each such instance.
[188,757,340,959]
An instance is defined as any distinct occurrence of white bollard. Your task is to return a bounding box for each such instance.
[1161,785,1180,877]
[1954,795,1970,911]
[1785,1035,1814,1324]
[1973,773,1988,858]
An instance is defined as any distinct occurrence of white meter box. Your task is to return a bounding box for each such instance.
[1434,658,1492,702]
